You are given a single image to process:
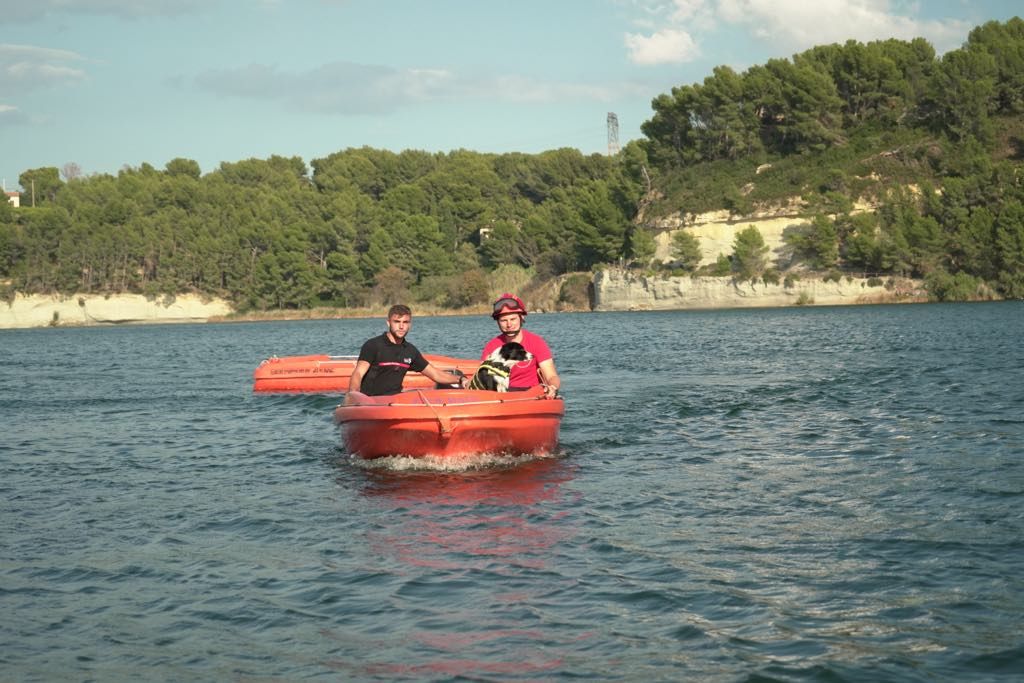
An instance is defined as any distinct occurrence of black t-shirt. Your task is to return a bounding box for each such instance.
[356,333,428,396]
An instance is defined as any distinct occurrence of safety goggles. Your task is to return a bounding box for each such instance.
[492,297,522,314]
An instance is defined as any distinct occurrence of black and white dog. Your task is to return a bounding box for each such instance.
[468,342,532,392]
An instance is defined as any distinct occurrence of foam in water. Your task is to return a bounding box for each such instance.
[349,451,555,472]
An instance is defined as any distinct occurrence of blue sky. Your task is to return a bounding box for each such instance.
[2,1,1020,191]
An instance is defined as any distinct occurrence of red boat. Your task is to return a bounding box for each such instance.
[335,385,564,459]
[252,354,479,393]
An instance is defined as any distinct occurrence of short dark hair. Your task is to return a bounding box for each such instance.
[387,304,412,318]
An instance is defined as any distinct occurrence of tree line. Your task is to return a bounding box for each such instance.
[1,150,645,309]
[2,17,1023,308]
[642,18,1024,164]
[643,17,1024,300]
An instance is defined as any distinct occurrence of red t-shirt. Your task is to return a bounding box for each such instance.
[481,329,552,389]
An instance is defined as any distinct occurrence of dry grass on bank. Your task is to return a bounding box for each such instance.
[210,304,495,324]
[208,277,589,323]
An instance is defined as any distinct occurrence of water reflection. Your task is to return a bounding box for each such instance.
[356,453,572,500]
[339,455,579,678]
[357,456,575,568]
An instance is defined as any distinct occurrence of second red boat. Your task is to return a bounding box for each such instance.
[253,353,479,393]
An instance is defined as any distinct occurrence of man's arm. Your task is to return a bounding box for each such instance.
[346,359,371,403]
[537,359,560,398]
[421,363,469,388]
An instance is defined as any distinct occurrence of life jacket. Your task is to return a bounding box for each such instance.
[468,359,510,390]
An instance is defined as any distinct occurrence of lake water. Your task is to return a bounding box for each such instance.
[2,303,1023,681]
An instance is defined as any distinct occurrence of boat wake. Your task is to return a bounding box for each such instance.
[348,451,560,472]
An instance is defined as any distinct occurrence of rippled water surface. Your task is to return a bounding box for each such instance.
[2,303,1023,681]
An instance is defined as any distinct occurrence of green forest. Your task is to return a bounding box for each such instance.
[3,17,1023,310]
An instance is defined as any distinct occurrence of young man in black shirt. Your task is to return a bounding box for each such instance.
[347,304,469,398]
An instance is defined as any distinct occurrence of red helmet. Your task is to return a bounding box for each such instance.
[491,293,527,319]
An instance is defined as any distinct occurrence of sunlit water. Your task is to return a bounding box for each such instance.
[2,303,1023,681]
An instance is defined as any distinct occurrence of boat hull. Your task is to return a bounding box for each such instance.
[335,386,564,459]
[253,354,479,393]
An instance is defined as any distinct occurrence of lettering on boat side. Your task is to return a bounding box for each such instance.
[269,367,338,375]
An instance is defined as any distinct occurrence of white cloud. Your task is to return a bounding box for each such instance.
[0,44,83,63]
[0,0,202,22]
[0,44,87,91]
[196,62,440,115]
[625,28,700,65]
[0,103,29,126]
[667,0,707,23]
[714,0,970,53]
[196,61,622,114]
[625,0,973,66]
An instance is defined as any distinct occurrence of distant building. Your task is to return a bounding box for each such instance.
[5,191,19,208]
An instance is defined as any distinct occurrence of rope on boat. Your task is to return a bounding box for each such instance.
[388,393,554,408]
[415,389,454,434]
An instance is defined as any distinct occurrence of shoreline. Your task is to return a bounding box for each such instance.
[0,294,580,330]
[0,280,941,330]
[209,305,494,324]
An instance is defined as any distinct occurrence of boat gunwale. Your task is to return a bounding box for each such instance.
[334,387,563,423]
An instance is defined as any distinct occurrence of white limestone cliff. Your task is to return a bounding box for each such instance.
[593,269,924,311]
[0,293,233,329]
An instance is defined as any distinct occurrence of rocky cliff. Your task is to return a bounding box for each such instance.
[593,269,924,311]
[586,196,930,311]
[646,198,877,267]
[1,293,233,329]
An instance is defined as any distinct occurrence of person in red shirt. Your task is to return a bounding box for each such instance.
[481,293,561,399]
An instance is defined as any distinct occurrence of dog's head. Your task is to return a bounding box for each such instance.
[486,342,532,368]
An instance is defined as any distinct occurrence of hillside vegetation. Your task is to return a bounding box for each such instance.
[2,17,1023,310]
